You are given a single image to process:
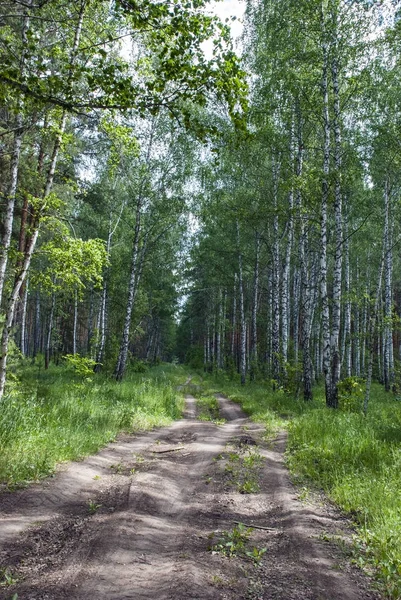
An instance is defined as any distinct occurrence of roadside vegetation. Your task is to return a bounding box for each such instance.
[197,370,401,599]
[0,361,187,488]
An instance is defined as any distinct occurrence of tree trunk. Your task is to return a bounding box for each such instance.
[272,160,281,386]
[73,289,78,355]
[33,290,41,359]
[250,232,260,380]
[20,278,29,356]
[364,254,385,414]
[329,30,343,407]
[231,274,237,360]
[0,3,32,308]
[45,293,56,370]
[114,196,143,380]
[320,31,333,407]
[0,1,86,399]
[383,178,393,392]
[236,221,246,385]
[342,220,352,378]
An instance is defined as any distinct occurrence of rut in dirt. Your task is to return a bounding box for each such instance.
[0,393,381,600]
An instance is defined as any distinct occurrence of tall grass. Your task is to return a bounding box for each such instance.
[200,371,401,598]
[0,362,188,487]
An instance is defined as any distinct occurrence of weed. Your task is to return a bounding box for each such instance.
[110,463,124,474]
[210,524,266,569]
[210,574,225,587]
[211,523,254,557]
[87,499,102,513]
[223,445,263,494]
[238,480,260,494]
[245,546,267,566]
[0,568,19,587]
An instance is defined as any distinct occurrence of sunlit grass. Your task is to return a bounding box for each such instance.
[0,362,188,487]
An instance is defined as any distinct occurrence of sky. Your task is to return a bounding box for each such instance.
[211,0,245,40]
[202,0,246,57]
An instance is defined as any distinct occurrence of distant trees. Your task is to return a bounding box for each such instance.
[0,0,246,398]
[178,0,401,410]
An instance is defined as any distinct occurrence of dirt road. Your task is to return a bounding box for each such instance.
[0,394,381,600]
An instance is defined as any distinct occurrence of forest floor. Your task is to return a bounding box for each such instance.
[0,391,382,600]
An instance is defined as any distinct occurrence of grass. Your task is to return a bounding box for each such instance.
[196,394,225,424]
[0,361,188,487]
[198,370,401,599]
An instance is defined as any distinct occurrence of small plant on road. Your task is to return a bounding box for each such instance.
[0,567,19,587]
[211,523,254,557]
[223,444,263,494]
[245,546,267,566]
[196,395,225,424]
[87,499,102,513]
[210,524,267,567]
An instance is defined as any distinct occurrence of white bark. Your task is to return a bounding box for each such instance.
[20,278,29,356]
[320,32,332,406]
[272,160,281,385]
[329,30,343,407]
[236,221,246,385]
[250,233,260,379]
[0,1,86,398]
[0,2,32,307]
[383,179,394,391]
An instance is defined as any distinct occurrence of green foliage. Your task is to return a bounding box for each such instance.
[36,232,107,294]
[63,354,97,379]
[0,364,188,487]
[337,377,365,412]
[130,359,150,373]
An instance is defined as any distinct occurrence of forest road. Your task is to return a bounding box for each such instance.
[0,393,381,600]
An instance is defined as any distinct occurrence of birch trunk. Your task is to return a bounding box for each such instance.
[221,289,227,368]
[87,285,94,356]
[45,293,56,370]
[329,32,343,407]
[0,1,86,399]
[272,161,281,386]
[364,255,385,414]
[342,221,352,377]
[383,179,393,392]
[0,2,32,307]
[114,196,143,380]
[293,268,300,365]
[20,278,29,356]
[282,194,293,369]
[320,32,333,407]
[73,289,78,355]
[231,275,237,360]
[216,288,222,369]
[250,233,260,380]
[236,221,246,385]
[33,290,41,359]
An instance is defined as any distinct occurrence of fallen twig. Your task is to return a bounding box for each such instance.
[233,520,277,532]
[151,446,185,454]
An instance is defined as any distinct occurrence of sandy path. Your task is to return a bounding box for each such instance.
[0,394,381,600]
